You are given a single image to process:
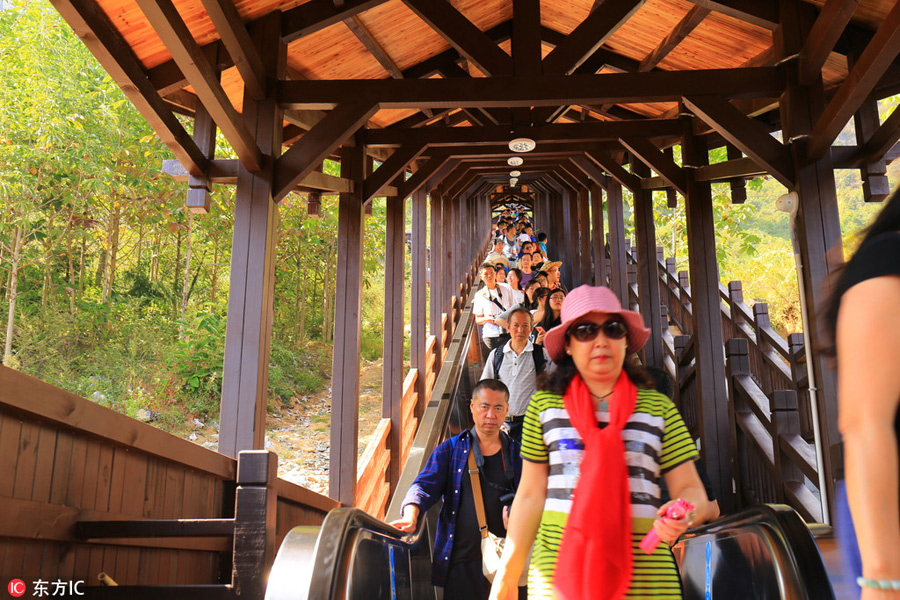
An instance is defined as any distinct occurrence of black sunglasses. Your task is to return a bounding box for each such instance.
[568,320,628,342]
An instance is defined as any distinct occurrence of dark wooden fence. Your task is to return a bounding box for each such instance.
[0,365,337,592]
[627,246,824,523]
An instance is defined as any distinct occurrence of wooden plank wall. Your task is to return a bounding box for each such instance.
[0,366,336,587]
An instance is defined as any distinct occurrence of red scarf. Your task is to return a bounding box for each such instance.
[555,370,636,600]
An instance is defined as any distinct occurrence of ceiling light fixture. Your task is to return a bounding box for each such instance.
[507,156,524,167]
[508,137,536,153]
[509,170,521,178]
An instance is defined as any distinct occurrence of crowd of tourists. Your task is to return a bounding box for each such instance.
[386,186,900,600]
[392,206,717,600]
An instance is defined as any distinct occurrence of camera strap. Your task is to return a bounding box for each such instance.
[469,428,515,491]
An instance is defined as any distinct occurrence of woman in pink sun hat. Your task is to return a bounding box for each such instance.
[489,285,710,600]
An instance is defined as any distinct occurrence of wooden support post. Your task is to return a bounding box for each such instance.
[233,450,278,600]
[382,194,405,492]
[724,338,749,505]
[329,136,366,505]
[632,159,664,368]
[606,180,629,308]
[777,0,842,514]
[441,193,453,326]
[682,119,734,512]
[219,14,283,458]
[591,183,606,287]
[411,189,428,419]
[726,144,747,204]
[187,101,216,214]
[430,189,443,341]
[848,33,890,202]
[578,185,592,287]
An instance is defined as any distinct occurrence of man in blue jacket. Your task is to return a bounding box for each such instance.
[391,379,523,600]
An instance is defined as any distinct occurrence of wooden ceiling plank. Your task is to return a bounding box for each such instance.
[282,0,391,43]
[682,94,794,188]
[638,6,711,72]
[198,0,266,99]
[363,145,425,203]
[50,0,207,176]
[134,0,262,172]
[687,0,778,30]
[806,0,900,159]
[365,118,683,147]
[513,0,542,77]
[278,67,785,109]
[396,155,452,198]
[274,103,378,201]
[798,0,859,86]
[344,15,403,79]
[587,152,642,193]
[400,0,513,76]
[619,137,688,195]
[542,0,645,76]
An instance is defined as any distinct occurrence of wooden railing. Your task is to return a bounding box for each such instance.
[0,365,337,591]
[354,250,480,519]
[626,246,823,522]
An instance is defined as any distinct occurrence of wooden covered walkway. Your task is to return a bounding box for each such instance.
[3,0,900,595]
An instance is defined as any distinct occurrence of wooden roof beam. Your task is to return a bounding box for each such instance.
[274,103,378,201]
[798,0,859,86]
[401,0,513,76]
[344,15,403,79]
[639,6,710,72]
[587,152,642,193]
[619,137,688,196]
[513,0,542,77]
[687,0,778,31]
[806,0,900,159]
[278,67,785,109]
[163,158,355,193]
[50,0,208,177]
[861,105,900,163]
[543,0,644,75]
[426,158,462,191]
[394,154,451,199]
[569,154,610,187]
[682,95,793,188]
[134,0,262,171]
[363,145,425,203]
[282,0,391,43]
[198,0,266,100]
[364,119,683,147]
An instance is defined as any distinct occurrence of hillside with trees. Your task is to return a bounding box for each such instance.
[1,2,892,435]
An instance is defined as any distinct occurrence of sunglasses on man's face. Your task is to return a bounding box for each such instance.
[568,320,628,342]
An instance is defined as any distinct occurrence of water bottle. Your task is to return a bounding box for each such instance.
[557,438,582,490]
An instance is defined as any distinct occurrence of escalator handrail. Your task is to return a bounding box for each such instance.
[385,290,479,522]
[675,503,834,600]
[296,290,480,600]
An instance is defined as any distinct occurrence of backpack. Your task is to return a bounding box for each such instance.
[491,344,546,378]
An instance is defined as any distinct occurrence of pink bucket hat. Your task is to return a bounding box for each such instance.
[543,285,651,360]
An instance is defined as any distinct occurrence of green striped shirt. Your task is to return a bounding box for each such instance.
[521,388,699,599]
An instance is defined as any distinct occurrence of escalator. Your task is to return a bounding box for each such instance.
[267,293,483,600]
[266,292,838,600]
